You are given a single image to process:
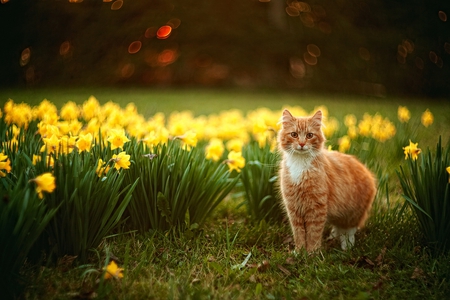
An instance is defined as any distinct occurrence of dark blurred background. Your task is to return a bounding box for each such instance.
[1,0,449,97]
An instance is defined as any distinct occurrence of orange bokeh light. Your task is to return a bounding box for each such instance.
[60,41,71,56]
[429,51,437,63]
[289,57,305,79]
[300,12,315,27]
[438,11,447,22]
[397,45,407,58]
[111,0,123,10]
[303,52,317,65]
[444,42,450,54]
[21,48,31,61]
[157,25,172,39]
[158,49,178,66]
[286,6,299,17]
[297,2,311,12]
[20,48,31,66]
[307,44,321,57]
[128,41,142,54]
[120,63,135,78]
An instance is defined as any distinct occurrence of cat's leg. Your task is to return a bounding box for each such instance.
[290,216,306,251]
[304,213,327,252]
[338,227,357,250]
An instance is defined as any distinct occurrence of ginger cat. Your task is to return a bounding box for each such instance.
[278,109,376,252]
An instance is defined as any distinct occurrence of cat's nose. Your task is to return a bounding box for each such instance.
[299,143,305,147]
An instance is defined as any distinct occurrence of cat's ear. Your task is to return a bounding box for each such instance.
[280,109,295,126]
[310,110,322,128]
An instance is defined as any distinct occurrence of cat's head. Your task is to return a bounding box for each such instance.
[278,109,325,156]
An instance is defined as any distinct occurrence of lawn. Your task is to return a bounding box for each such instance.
[1,88,449,299]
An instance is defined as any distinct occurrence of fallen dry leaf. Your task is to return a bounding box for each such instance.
[277,264,291,276]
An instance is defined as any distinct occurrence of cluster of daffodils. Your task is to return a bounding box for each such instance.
[399,106,436,162]
[333,112,396,152]
[1,97,437,199]
[398,105,434,127]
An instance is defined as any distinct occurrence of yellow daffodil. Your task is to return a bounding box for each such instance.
[358,114,372,137]
[347,126,358,139]
[107,129,130,150]
[142,131,159,148]
[226,139,244,152]
[84,118,101,136]
[403,140,421,160]
[397,106,411,123]
[37,122,60,138]
[225,151,245,173]
[4,101,33,129]
[252,118,268,135]
[40,134,61,155]
[82,96,100,121]
[96,159,110,177]
[205,138,224,161]
[112,151,131,170]
[168,111,195,137]
[31,172,56,199]
[60,101,80,120]
[322,117,339,138]
[40,111,59,125]
[344,114,357,127]
[34,99,58,121]
[421,109,433,127]
[104,260,124,280]
[372,118,396,142]
[76,133,93,152]
[143,127,169,148]
[176,130,198,150]
[255,131,275,148]
[0,153,12,177]
[68,120,83,136]
[338,135,351,153]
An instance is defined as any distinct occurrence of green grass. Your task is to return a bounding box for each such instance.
[2,88,450,299]
[25,199,450,299]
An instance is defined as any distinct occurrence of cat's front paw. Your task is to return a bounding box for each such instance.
[339,228,357,250]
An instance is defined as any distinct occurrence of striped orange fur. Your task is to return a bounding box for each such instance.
[278,109,376,252]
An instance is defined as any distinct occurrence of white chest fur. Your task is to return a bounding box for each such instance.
[285,153,314,184]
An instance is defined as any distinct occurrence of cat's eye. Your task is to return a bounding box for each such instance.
[290,132,298,138]
[306,133,314,139]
